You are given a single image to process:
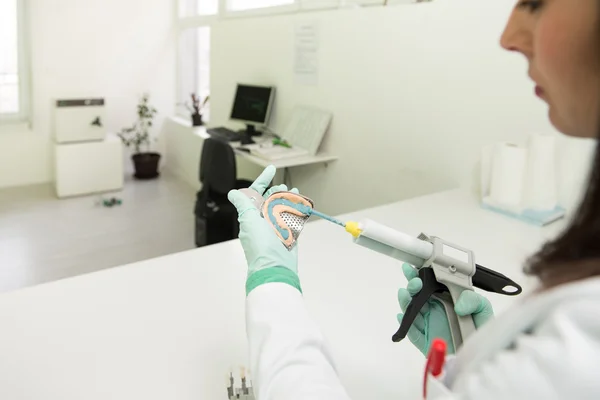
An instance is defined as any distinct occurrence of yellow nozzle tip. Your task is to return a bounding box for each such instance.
[345,221,362,238]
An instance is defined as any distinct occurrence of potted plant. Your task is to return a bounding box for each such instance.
[117,93,160,179]
[186,93,209,126]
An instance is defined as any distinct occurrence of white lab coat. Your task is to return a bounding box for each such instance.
[246,277,600,399]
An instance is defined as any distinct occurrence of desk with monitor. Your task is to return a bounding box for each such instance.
[202,83,338,182]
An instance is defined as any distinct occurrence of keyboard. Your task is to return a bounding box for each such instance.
[207,127,244,142]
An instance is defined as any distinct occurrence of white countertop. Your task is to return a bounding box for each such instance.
[0,189,564,399]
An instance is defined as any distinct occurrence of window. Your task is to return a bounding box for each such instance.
[178,27,211,120]
[0,0,28,121]
[198,0,219,15]
[180,0,219,17]
[180,0,297,16]
[0,0,20,116]
[227,0,294,11]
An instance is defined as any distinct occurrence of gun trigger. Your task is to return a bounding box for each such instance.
[393,268,448,343]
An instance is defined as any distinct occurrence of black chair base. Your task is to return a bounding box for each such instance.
[194,179,253,247]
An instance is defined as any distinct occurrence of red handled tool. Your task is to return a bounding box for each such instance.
[423,339,447,399]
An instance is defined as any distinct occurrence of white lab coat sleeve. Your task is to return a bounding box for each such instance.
[246,283,352,400]
[439,298,600,400]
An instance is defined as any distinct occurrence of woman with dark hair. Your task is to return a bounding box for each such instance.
[227,0,600,398]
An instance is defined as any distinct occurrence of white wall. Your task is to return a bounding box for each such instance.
[0,126,51,188]
[202,0,595,215]
[164,117,203,191]
[0,0,177,189]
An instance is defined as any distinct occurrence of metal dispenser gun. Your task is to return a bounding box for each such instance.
[344,219,522,349]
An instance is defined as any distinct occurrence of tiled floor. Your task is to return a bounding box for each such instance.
[0,173,197,293]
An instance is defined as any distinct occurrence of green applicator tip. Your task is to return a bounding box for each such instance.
[310,209,346,227]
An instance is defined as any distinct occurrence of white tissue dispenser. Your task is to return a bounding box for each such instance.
[481,135,566,226]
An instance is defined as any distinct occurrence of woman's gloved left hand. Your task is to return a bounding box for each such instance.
[397,263,494,355]
[228,165,302,296]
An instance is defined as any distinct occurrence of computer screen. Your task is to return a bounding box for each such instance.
[230,84,275,125]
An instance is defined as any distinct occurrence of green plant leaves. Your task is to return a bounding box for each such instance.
[117,93,158,154]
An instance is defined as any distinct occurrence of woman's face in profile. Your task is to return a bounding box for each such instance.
[501,0,600,138]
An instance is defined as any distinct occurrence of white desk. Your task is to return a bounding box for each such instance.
[194,126,339,169]
[0,190,564,400]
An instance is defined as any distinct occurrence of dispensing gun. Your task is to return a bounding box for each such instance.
[344,219,523,349]
[239,189,523,350]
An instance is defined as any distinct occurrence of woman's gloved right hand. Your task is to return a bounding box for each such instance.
[397,263,494,355]
[228,165,302,296]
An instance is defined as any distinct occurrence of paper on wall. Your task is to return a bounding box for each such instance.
[294,22,320,86]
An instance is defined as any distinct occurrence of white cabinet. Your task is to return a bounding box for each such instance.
[53,99,106,144]
[52,98,124,198]
[54,135,124,198]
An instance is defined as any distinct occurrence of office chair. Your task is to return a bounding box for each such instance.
[194,138,253,247]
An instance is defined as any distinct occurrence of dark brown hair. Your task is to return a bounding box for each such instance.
[526,141,600,288]
[526,3,600,289]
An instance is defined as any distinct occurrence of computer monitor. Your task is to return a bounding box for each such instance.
[230,84,275,142]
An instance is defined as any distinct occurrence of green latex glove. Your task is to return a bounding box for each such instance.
[228,165,301,296]
[396,263,494,355]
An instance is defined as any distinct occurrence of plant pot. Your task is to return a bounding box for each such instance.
[132,152,161,180]
[191,113,203,127]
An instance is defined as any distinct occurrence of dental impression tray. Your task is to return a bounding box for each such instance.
[240,188,315,250]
